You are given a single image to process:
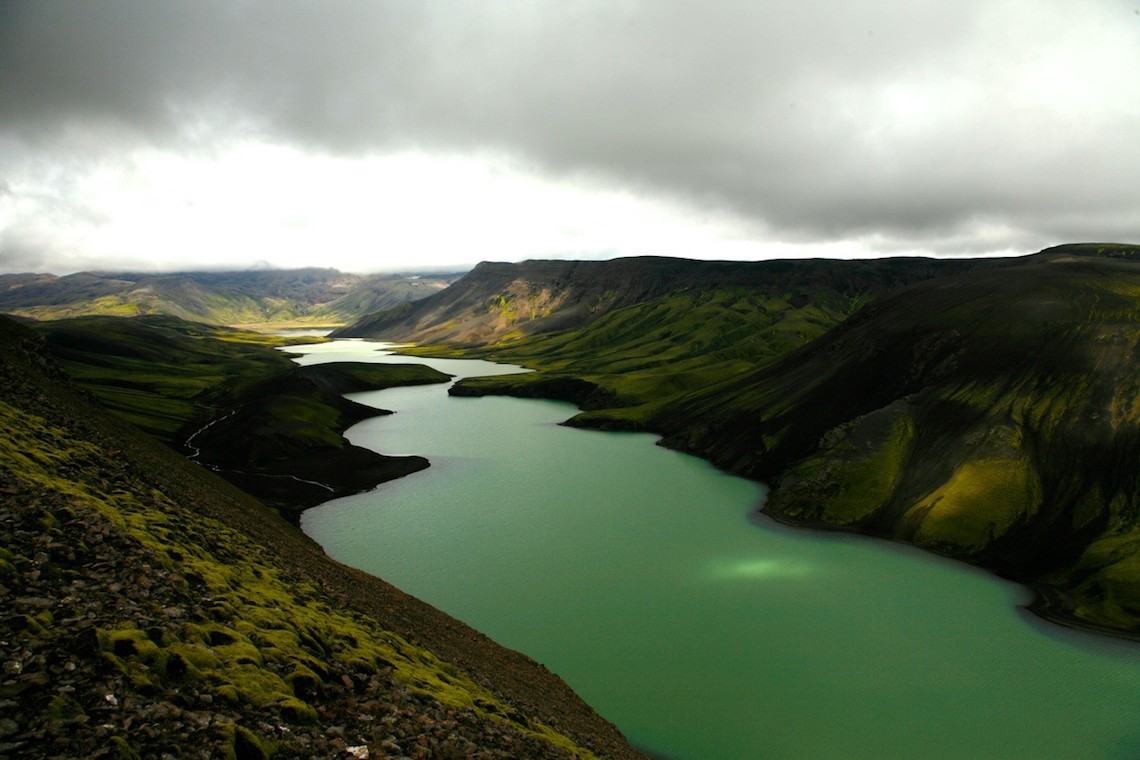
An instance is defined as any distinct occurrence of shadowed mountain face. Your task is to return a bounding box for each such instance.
[351,243,1140,638]
[687,247,1140,634]
[0,268,459,325]
[333,256,988,344]
[0,315,641,758]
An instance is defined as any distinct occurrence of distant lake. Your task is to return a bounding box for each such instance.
[294,340,1140,759]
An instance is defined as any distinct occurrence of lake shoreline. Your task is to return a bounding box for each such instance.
[297,339,1140,759]
[447,370,1140,645]
[185,358,450,525]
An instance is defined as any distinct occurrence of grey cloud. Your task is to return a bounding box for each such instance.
[1,0,1138,255]
[0,226,53,273]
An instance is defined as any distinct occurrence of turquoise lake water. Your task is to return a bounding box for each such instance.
[292,340,1140,759]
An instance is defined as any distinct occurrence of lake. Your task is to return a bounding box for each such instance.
[293,340,1140,759]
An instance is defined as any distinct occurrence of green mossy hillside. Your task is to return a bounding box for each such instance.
[36,315,298,441]
[338,255,986,346]
[441,286,889,430]
[0,395,591,758]
[419,245,1140,638]
[32,315,452,520]
[686,248,1140,635]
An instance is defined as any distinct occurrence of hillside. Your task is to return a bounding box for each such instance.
[367,244,1140,638]
[686,244,1140,635]
[0,315,640,757]
[0,268,459,326]
[32,315,450,522]
[333,256,987,345]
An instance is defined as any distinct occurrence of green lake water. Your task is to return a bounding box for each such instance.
[292,340,1140,759]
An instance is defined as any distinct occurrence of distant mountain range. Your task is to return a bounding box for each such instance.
[0,267,462,325]
[338,243,1140,639]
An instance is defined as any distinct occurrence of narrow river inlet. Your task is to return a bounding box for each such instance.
[292,340,1140,759]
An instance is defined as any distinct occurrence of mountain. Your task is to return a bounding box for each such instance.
[681,244,1140,636]
[0,268,460,325]
[0,314,640,757]
[333,256,988,345]
[348,243,1140,638]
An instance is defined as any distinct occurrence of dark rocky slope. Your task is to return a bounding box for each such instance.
[0,316,641,758]
[660,244,1140,635]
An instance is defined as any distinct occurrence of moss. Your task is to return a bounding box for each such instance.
[216,684,241,704]
[45,694,86,721]
[276,696,318,724]
[214,723,277,760]
[99,626,162,661]
[905,456,1042,554]
[0,390,596,758]
[831,413,912,523]
[285,664,324,700]
[108,735,141,760]
[1051,532,1140,631]
[39,511,61,532]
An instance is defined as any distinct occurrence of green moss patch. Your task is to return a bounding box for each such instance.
[0,396,593,757]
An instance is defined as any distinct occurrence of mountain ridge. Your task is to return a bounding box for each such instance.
[0,268,461,325]
[333,255,995,344]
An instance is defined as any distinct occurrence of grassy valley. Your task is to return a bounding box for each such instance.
[0,315,639,757]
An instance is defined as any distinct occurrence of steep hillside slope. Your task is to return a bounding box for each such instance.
[334,256,986,345]
[0,268,457,325]
[0,316,640,758]
[185,362,449,519]
[33,315,449,521]
[667,245,1140,635]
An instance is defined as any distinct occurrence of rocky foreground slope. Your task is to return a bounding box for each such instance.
[0,316,639,758]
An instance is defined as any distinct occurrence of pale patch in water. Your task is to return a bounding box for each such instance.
[706,557,814,581]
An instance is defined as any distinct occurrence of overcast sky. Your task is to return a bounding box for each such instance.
[1,1,1138,275]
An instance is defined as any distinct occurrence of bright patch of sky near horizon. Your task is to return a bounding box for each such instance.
[1,1,1138,275]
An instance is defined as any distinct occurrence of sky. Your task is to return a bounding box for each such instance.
[1,1,1138,275]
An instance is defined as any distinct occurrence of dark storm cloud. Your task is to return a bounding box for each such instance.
[2,0,1138,254]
